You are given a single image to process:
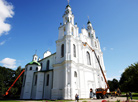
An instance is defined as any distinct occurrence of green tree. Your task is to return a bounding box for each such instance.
[12,66,24,98]
[0,66,24,99]
[119,63,138,92]
[0,66,15,98]
[108,78,119,91]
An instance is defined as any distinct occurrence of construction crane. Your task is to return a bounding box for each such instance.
[3,69,25,96]
[82,42,109,99]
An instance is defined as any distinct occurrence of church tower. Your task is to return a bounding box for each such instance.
[56,4,79,64]
[52,4,80,99]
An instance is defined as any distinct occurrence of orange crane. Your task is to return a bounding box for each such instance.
[82,42,109,99]
[4,69,25,96]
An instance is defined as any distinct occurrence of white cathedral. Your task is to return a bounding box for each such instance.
[20,4,107,100]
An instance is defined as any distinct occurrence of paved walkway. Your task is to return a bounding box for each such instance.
[18,97,138,102]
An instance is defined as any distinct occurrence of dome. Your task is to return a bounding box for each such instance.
[66,4,71,8]
[87,20,91,24]
[26,61,40,66]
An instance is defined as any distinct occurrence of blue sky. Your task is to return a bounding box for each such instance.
[0,0,138,81]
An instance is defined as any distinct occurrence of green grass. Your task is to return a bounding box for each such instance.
[132,93,138,95]
[130,97,138,100]
[121,92,138,95]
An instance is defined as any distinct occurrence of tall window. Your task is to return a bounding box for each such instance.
[46,60,50,70]
[72,27,74,35]
[63,27,66,35]
[95,42,97,48]
[70,17,72,23]
[65,17,67,23]
[36,67,38,71]
[61,44,64,57]
[46,74,49,86]
[35,75,37,86]
[74,71,77,77]
[88,32,90,37]
[87,51,91,65]
[101,77,103,81]
[73,44,76,57]
[30,67,32,70]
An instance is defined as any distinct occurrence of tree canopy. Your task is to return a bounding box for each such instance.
[119,63,138,92]
[108,78,119,91]
[0,66,24,99]
[107,63,138,92]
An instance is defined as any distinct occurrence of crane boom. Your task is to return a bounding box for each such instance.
[4,69,25,96]
[82,42,109,90]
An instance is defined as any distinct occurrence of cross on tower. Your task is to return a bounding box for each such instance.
[67,0,70,4]
[35,50,37,55]
[88,16,89,20]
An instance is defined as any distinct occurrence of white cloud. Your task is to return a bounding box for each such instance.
[0,58,17,69]
[0,40,6,45]
[0,0,14,36]
[103,47,106,51]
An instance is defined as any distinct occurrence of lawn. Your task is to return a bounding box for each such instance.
[121,92,138,100]
[130,97,138,100]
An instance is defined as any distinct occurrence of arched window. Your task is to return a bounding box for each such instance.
[61,44,64,57]
[65,17,68,23]
[95,42,97,48]
[87,51,91,65]
[35,75,37,85]
[74,71,77,77]
[36,67,38,71]
[46,60,50,70]
[30,67,32,70]
[72,27,74,35]
[70,17,72,23]
[73,44,76,57]
[63,27,66,35]
[46,74,49,86]
[101,77,103,81]
[88,32,90,37]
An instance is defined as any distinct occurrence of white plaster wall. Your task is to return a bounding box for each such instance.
[43,71,53,99]
[35,72,44,99]
[21,64,39,99]
[39,54,56,71]
[31,73,37,99]
[51,64,66,99]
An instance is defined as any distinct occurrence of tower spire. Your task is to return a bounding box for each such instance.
[67,0,70,4]
[87,16,91,24]
[35,50,37,55]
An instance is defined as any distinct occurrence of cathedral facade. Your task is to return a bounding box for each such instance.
[20,4,107,100]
